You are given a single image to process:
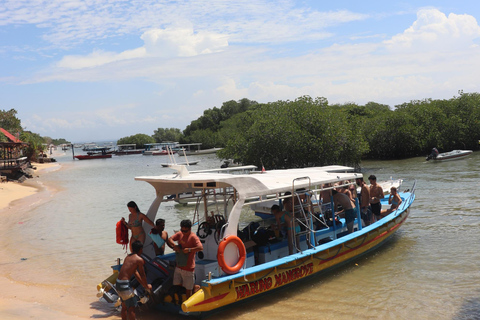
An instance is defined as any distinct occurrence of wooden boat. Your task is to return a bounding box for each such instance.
[74,148,112,160]
[114,144,143,155]
[143,143,179,155]
[183,147,223,156]
[426,148,472,161]
[161,160,200,167]
[97,165,416,316]
[75,154,112,160]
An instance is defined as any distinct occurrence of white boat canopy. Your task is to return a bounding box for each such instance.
[135,165,361,199]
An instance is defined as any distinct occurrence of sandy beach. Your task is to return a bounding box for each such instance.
[0,161,113,320]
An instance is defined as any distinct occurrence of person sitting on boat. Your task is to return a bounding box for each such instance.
[368,175,384,222]
[122,201,155,252]
[149,218,170,256]
[426,147,440,160]
[331,189,356,234]
[336,181,356,207]
[356,177,372,226]
[381,187,402,217]
[116,240,152,320]
[167,219,203,299]
[281,194,301,254]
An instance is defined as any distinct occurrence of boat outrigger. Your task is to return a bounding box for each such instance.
[97,165,416,316]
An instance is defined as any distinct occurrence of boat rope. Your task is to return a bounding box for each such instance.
[343,233,369,250]
[313,245,343,261]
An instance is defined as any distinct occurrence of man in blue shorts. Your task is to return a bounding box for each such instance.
[332,189,357,233]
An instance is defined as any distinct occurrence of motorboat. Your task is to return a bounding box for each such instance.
[426,148,472,161]
[97,165,416,316]
[74,147,112,160]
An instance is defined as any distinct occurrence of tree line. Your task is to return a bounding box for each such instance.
[182,92,480,169]
[0,109,69,160]
[3,91,480,167]
[119,92,480,169]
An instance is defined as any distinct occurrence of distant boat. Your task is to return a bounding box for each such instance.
[426,148,472,161]
[160,147,200,167]
[221,159,242,168]
[75,154,112,160]
[161,160,200,167]
[74,148,112,160]
[114,144,143,155]
[151,150,176,156]
[143,142,178,155]
[184,147,223,156]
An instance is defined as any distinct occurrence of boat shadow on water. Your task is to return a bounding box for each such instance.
[453,291,480,320]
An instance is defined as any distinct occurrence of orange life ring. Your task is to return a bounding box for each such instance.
[217,235,246,275]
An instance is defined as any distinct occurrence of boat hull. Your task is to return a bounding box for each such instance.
[74,154,112,160]
[427,150,472,161]
[181,196,413,313]
[114,150,143,155]
[184,148,223,156]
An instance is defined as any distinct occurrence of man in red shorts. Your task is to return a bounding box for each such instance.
[167,219,203,298]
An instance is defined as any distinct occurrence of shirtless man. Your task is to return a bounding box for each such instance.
[332,189,356,233]
[356,177,371,225]
[368,175,384,222]
[116,241,152,320]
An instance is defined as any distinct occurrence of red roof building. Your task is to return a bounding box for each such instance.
[0,127,22,143]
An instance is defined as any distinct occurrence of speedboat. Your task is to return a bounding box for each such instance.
[97,165,416,316]
[426,148,472,161]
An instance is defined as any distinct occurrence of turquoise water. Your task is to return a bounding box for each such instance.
[5,150,480,319]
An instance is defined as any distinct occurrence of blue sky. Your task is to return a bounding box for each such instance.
[1,1,480,142]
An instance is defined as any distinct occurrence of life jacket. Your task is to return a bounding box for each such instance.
[116,220,129,249]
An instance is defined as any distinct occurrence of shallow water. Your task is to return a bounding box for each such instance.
[5,150,480,319]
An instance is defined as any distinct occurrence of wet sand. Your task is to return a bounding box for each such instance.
[0,161,116,320]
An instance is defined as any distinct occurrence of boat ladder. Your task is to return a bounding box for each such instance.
[290,177,326,253]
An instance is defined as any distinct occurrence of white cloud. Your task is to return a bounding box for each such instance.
[385,9,480,52]
[141,28,228,58]
[12,7,480,141]
[56,27,228,69]
[0,0,366,48]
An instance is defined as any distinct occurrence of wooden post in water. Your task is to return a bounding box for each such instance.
[71,144,75,160]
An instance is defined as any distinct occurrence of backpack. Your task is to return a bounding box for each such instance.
[116,220,129,249]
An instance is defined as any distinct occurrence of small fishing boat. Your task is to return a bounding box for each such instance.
[426,148,472,161]
[97,165,416,316]
[74,148,112,160]
[183,147,223,156]
[161,160,200,167]
[143,143,179,155]
[114,144,143,155]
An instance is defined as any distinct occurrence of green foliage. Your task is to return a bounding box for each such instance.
[117,134,155,149]
[0,109,22,133]
[219,96,369,169]
[20,131,46,161]
[183,98,258,148]
[51,138,71,145]
[152,128,183,142]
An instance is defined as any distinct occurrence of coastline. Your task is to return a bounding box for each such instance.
[0,160,117,320]
[0,162,59,211]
